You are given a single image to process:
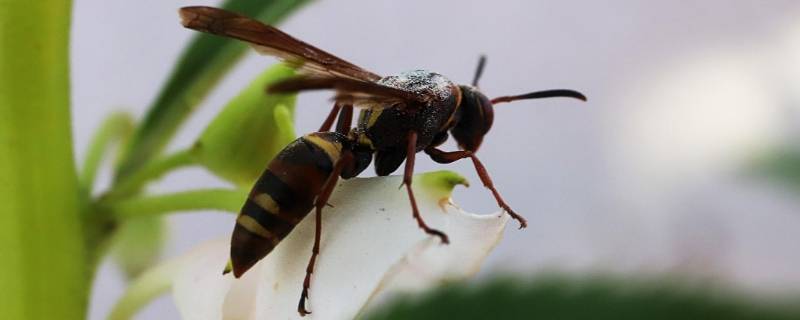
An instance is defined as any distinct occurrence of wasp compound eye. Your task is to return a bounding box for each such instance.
[451,86,493,152]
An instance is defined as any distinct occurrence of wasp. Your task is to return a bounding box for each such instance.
[180,6,586,316]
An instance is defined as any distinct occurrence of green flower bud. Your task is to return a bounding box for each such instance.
[110,217,167,279]
[192,64,297,187]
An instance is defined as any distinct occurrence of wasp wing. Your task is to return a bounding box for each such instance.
[269,76,429,109]
[179,6,381,82]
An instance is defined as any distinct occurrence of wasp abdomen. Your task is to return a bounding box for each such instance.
[229,132,347,277]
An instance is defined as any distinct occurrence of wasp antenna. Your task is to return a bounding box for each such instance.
[491,89,586,104]
[471,55,487,87]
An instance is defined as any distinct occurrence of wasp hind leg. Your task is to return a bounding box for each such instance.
[404,131,449,244]
[335,104,353,134]
[298,151,355,316]
[318,103,341,132]
[318,103,353,134]
[425,147,528,229]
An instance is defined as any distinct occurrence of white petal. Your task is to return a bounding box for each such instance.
[170,238,265,320]
[244,171,508,320]
[171,239,233,320]
[169,171,510,320]
[362,206,508,315]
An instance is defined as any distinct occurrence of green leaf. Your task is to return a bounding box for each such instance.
[364,276,800,320]
[752,148,800,192]
[0,0,89,319]
[191,64,297,187]
[116,0,312,180]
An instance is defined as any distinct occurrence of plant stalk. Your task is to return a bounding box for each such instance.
[0,0,88,319]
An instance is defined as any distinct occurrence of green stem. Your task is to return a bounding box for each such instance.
[91,148,195,266]
[0,0,88,319]
[109,189,247,220]
[80,111,134,191]
[106,149,196,199]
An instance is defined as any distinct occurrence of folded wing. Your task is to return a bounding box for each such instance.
[179,6,381,82]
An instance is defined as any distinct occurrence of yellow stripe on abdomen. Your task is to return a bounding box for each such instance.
[303,134,342,161]
[252,193,280,214]
[236,214,279,245]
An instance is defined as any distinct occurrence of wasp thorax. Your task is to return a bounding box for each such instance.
[377,70,454,102]
[451,85,494,152]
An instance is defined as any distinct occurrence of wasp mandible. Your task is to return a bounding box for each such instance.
[180,6,586,316]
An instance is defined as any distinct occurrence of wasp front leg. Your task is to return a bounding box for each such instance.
[403,132,449,244]
[425,147,528,229]
[425,147,471,164]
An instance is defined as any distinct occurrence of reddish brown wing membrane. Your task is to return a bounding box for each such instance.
[269,76,427,107]
[179,6,433,110]
[179,6,381,82]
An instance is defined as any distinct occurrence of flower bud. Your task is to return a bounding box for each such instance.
[192,64,297,187]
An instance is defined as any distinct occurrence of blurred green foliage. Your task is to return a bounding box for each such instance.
[755,149,800,191]
[116,0,312,179]
[365,276,800,320]
[101,0,309,290]
[1,0,311,317]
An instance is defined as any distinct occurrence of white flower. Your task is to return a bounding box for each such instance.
[118,171,509,320]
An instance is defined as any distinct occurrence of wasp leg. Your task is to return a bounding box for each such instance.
[468,154,528,228]
[404,132,449,244]
[318,103,342,132]
[424,147,527,229]
[298,151,354,316]
[335,104,353,135]
[424,147,471,164]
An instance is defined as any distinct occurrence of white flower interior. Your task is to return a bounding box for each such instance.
[171,171,509,320]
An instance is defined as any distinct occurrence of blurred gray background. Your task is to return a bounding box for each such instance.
[72,1,800,318]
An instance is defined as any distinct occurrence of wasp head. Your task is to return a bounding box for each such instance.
[450,85,494,152]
